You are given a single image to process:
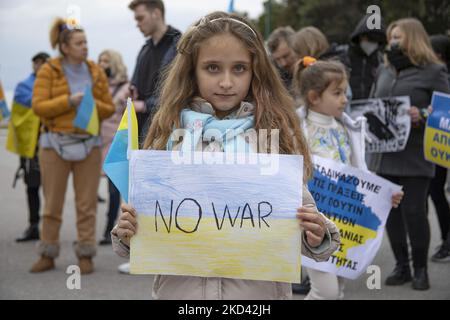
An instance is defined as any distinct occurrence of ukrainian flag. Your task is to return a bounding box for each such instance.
[424,91,450,168]
[73,85,99,135]
[6,75,40,158]
[0,81,10,120]
[228,0,235,13]
[103,98,138,202]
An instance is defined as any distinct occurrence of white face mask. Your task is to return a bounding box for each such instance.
[360,40,379,56]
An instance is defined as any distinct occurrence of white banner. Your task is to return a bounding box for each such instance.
[302,155,401,280]
[350,96,411,153]
[129,150,304,283]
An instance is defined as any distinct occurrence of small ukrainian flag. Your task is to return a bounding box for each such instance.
[103,98,138,202]
[228,0,235,13]
[73,85,99,135]
[0,81,10,121]
[6,77,40,158]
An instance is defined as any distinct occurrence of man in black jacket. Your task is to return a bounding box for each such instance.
[348,14,386,100]
[128,0,181,145]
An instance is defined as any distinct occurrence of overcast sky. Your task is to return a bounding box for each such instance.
[0,0,266,101]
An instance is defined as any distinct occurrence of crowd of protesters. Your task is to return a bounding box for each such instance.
[4,0,449,299]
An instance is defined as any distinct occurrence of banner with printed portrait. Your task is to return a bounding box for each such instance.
[350,96,411,153]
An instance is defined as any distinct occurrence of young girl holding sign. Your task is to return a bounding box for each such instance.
[294,57,404,299]
[111,12,340,300]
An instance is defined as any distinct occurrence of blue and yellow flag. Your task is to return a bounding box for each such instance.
[103,98,138,202]
[424,91,450,168]
[6,75,40,158]
[228,0,235,13]
[73,85,99,135]
[0,81,10,121]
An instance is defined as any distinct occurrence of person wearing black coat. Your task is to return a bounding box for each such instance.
[348,14,387,100]
[369,18,450,291]
[428,34,450,263]
[128,0,181,145]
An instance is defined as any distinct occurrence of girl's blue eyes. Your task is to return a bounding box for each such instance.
[206,65,247,73]
[234,65,246,72]
[207,65,219,72]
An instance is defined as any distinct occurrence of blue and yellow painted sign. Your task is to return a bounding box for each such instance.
[424,92,450,169]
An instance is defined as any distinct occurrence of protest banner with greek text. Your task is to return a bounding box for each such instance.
[424,91,450,168]
[302,155,401,279]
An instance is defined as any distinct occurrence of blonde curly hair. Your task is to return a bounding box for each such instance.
[98,49,128,83]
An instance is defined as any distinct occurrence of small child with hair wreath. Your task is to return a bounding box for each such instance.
[111,11,341,300]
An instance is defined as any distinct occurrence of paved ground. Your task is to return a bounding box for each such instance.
[0,128,449,300]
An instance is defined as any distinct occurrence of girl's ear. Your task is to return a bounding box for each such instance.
[307,90,319,107]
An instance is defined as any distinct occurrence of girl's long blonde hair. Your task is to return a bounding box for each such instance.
[386,18,441,66]
[143,11,312,179]
[98,49,128,83]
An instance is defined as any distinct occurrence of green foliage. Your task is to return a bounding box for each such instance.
[255,0,450,42]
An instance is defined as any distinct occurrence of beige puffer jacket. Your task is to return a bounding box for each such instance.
[111,101,341,300]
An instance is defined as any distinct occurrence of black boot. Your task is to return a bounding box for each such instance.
[431,240,450,262]
[16,224,39,242]
[99,221,113,245]
[292,276,311,295]
[385,264,412,286]
[412,267,430,290]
